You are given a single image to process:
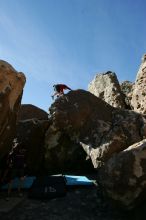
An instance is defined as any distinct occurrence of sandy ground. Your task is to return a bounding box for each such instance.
[0,177,146,220]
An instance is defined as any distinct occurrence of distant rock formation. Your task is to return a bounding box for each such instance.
[0,60,26,158]
[18,104,48,120]
[88,71,126,109]
[131,54,146,113]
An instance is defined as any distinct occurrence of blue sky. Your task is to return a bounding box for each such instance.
[0,0,146,112]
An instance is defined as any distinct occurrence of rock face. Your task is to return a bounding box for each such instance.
[0,60,26,158]
[98,139,146,209]
[16,119,50,174]
[131,54,146,113]
[88,71,126,109]
[18,104,48,120]
[120,81,134,109]
[16,104,49,174]
[44,131,92,173]
[45,90,146,170]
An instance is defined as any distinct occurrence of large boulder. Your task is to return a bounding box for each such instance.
[88,71,126,109]
[45,90,146,170]
[0,60,26,158]
[98,139,146,209]
[131,54,146,113]
[45,89,113,172]
[18,104,48,120]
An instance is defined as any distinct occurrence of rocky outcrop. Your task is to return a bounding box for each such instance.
[0,60,26,158]
[18,104,48,120]
[45,90,146,170]
[98,139,146,209]
[16,119,50,174]
[131,54,146,113]
[88,71,126,109]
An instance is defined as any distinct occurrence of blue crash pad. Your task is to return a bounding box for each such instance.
[65,175,93,186]
[2,175,93,190]
[2,176,36,190]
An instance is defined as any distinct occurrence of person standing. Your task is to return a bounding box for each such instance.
[5,141,26,200]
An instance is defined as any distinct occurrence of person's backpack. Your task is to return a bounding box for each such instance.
[28,175,66,199]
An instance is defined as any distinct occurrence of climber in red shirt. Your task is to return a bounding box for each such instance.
[51,84,72,100]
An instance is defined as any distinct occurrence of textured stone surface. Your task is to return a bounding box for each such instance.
[120,81,134,109]
[0,60,26,158]
[80,108,146,168]
[18,104,48,120]
[88,71,126,108]
[131,54,146,113]
[44,129,93,173]
[16,119,50,174]
[98,139,146,209]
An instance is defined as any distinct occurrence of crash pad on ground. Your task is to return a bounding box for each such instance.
[1,176,36,190]
[65,175,94,186]
[1,175,94,190]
